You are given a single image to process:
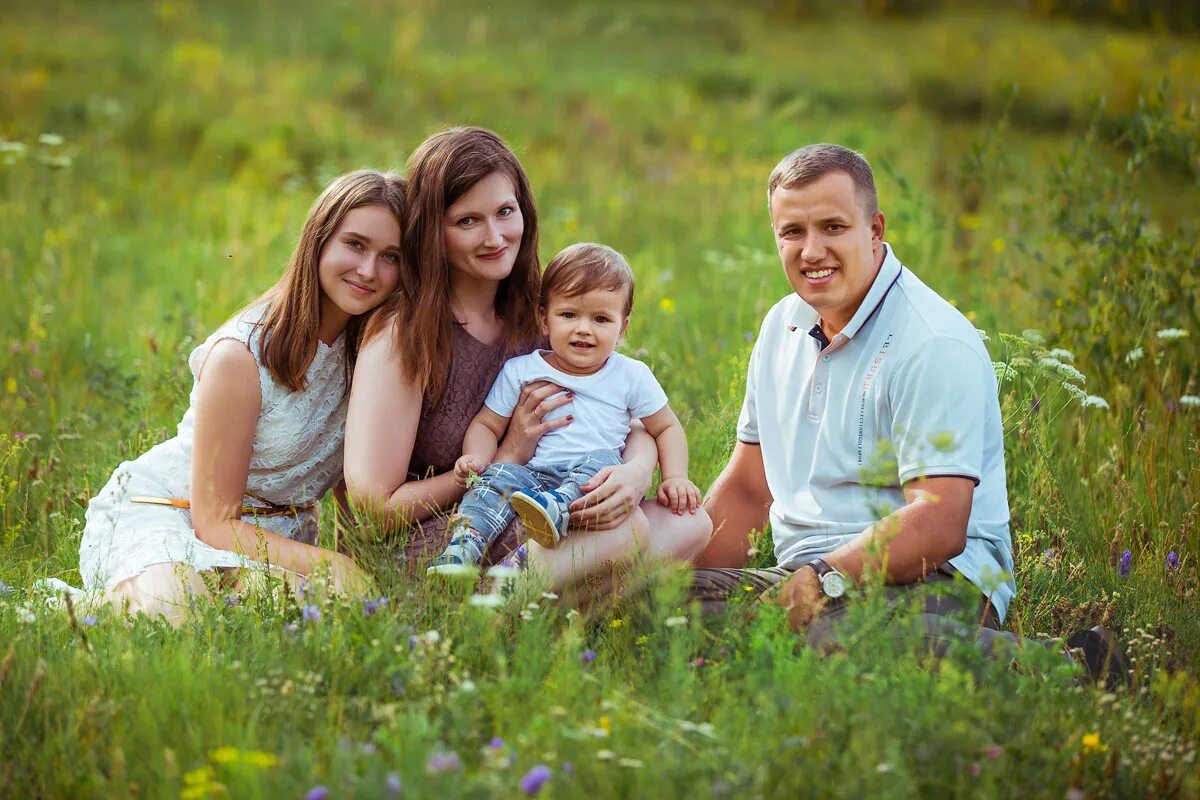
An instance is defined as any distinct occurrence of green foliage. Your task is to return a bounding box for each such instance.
[1,1,1199,796]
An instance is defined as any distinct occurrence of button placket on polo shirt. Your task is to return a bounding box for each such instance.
[807,333,847,420]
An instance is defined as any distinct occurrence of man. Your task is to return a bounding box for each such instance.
[693,143,1018,648]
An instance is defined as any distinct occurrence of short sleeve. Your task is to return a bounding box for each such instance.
[889,338,991,485]
[735,335,762,444]
[483,359,523,417]
[629,359,669,419]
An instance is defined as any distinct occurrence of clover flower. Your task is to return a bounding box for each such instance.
[1118,549,1132,577]
[519,765,552,795]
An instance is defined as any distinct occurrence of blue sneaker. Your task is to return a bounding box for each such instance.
[510,489,569,548]
[427,530,488,574]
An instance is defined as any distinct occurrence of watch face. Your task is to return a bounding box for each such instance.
[823,572,847,599]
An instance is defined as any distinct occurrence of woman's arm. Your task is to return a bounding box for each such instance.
[190,340,366,590]
[344,329,464,527]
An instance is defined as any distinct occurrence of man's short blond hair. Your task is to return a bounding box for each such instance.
[768,143,879,217]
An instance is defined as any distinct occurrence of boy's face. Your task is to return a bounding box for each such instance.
[539,288,629,376]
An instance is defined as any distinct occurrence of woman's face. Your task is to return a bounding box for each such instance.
[442,171,523,286]
[317,203,403,318]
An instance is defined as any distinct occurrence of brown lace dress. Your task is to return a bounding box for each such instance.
[395,324,541,569]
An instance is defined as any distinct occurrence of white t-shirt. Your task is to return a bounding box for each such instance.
[485,351,669,471]
[738,245,1016,621]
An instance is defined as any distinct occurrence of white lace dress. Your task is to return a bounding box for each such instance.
[79,307,349,593]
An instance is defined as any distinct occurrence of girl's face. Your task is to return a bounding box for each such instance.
[318,203,403,320]
[442,171,523,287]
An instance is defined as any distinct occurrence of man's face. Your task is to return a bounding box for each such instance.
[769,171,885,335]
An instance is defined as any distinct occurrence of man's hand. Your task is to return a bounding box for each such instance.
[453,455,488,488]
[761,567,825,632]
[657,476,702,515]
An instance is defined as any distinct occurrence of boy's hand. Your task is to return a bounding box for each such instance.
[657,477,702,515]
[453,455,488,488]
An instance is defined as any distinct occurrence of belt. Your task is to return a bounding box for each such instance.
[130,489,317,518]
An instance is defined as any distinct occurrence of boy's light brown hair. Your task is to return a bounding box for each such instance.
[540,243,635,317]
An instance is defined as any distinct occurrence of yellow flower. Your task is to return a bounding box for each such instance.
[958,213,983,230]
[5,377,15,394]
[1081,732,1108,754]
[991,238,1005,254]
[608,617,625,630]
[659,297,676,313]
[743,585,755,592]
[635,634,649,646]
[241,751,280,768]
[599,715,612,735]
[208,747,240,764]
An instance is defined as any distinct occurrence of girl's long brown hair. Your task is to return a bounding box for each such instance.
[367,127,540,404]
[255,169,405,391]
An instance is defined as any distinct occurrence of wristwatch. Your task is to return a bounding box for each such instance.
[808,558,847,599]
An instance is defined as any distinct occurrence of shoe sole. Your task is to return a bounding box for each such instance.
[510,492,562,548]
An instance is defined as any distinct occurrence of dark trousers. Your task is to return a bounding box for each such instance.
[690,565,1035,659]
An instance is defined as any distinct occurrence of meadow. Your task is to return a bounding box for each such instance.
[2,0,1199,796]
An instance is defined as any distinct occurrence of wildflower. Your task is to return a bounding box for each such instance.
[459,679,476,693]
[209,746,240,764]
[242,751,280,767]
[469,593,504,609]
[224,594,241,608]
[983,745,1004,758]
[363,596,388,617]
[976,328,990,342]
[599,716,612,735]
[1048,348,1074,361]
[29,368,43,380]
[742,584,755,592]
[957,213,982,230]
[1125,346,1145,364]
[385,772,402,795]
[426,750,462,774]
[284,622,299,635]
[1061,382,1087,401]
[690,657,705,669]
[519,765,552,795]
[488,737,506,750]
[301,604,320,623]
[875,762,894,773]
[1055,363,1087,384]
[541,592,558,600]
[424,630,440,644]
[618,757,644,768]
[14,432,27,441]
[562,762,574,777]
[1166,551,1179,571]
[992,361,1016,382]
[486,565,521,582]
[664,615,687,627]
[1155,328,1189,340]
[659,298,676,313]
[305,787,331,800]
[596,750,615,761]
[991,238,1005,254]
[407,635,419,650]
[1081,395,1109,410]
[1021,329,1046,345]
[1081,733,1108,754]
[1180,395,1200,408]
[360,742,377,755]
[1040,548,1058,565]
[1118,550,1132,578]
[608,617,625,630]
[0,140,27,154]
[38,133,64,147]
[581,648,596,665]
[81,615,97,627]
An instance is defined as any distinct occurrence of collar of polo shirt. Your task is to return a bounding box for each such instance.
[794,245,904,351]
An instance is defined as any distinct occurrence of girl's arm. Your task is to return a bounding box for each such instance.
[190,340,367,590]
[344,329,465,527]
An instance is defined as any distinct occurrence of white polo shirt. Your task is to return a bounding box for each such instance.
[738,245,1015,620]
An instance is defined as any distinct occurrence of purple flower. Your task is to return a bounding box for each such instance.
[488,737,506,749]
[1118,549,1132,577]
[983,745,1004,758]
[408,634,419,651]
[690,656,705,669]
[562,761,574,777]
[305,787,330,800]
[581,649,596,665]
[224,594,241,608]
[359,742,377,755]
[970,762,981,777]
[14,433,27,441]
[519,765,551,795]
[302,604,321,623]
[385,772,402,795]
[1166,551,1179,571]
[81,615,97,627]
[425,750,461,774]
[1040,548,1058,565]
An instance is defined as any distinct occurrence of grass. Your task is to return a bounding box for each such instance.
[2,1,1199,797]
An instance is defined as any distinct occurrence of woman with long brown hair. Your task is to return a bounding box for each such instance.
[345,128,710,586]
[78,169,405,620]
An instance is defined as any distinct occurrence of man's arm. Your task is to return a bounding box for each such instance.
[824,475,972,583]
[694,441,773,568]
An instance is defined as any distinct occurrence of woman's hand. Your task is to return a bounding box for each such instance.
[494,380,573,464]
[568,460,654,531]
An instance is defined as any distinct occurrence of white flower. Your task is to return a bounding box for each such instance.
[38,133,64,146]
[664,615,688,627]
[618,757,644,768]
[1062,382,1088,401]
[1081,395,1110,409]
[519,610,534,621]
[1009,356,1033,370]
[468,593,504,609]
[992,361,1016,382]
[1125,346,1145,364]
[1180,396,1200,408]
[458,679,476,693]
[1156,328,1188,340]
[526,602,540,610]
[1055,362,1087,384]
[1021,329,1046,345]
[875,762,894,773]
[486,565,521,582]
[0,140,27,154]
[1048,348,1074,361]
[976,328,990,342]
[424,629,441,644]
[541,592,559,600]
[16,603,36,624]
[596,750,615,761]
[1038,356,1063,371]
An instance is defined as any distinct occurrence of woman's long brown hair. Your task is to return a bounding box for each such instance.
[367,127,540,404]
[255,169,405,391]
